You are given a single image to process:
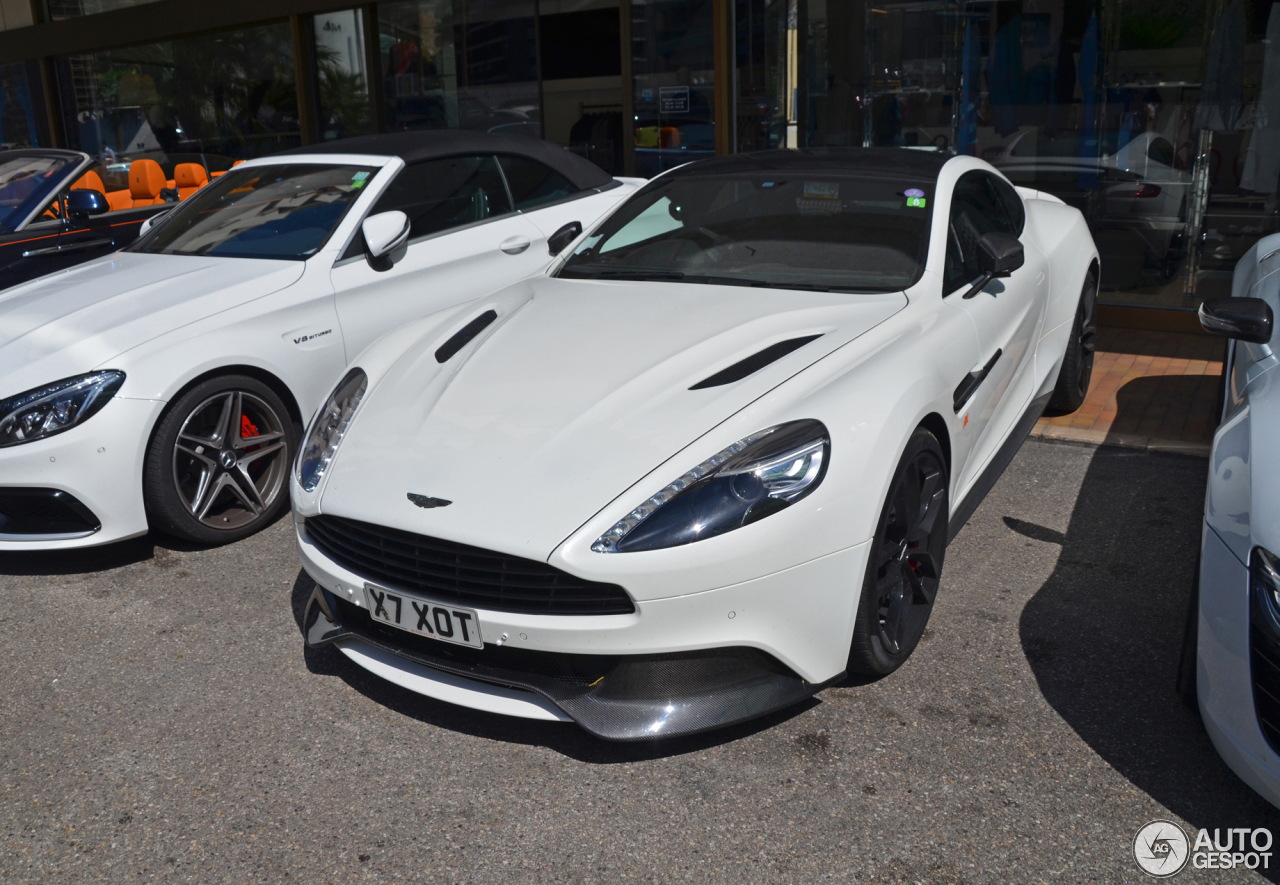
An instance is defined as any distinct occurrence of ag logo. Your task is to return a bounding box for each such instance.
[1134,820,1190,877]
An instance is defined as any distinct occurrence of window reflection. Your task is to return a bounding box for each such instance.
[55,25,300,194]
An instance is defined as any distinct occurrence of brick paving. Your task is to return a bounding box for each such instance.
[1031,327,1226,456]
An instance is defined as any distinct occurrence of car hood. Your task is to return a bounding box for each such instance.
[0,252,304,397]
[319,276,906,560]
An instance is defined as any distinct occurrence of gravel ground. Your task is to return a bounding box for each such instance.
[1,438,1276,884]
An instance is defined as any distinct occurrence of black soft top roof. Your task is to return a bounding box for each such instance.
[667,147,953,182]
[277,130,613,191]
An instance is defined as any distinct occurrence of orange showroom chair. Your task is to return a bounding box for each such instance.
[173,163,208,199]
[128,159,167,207]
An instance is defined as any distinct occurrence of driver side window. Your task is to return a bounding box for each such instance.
[371,155,513,241]
[944,172,1017,295]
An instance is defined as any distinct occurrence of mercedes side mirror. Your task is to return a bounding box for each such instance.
[362,210,410,272]
[1200,297,1274,345]
[964,232,1024,299]
[548,220,582,256]
[66,189,109,220]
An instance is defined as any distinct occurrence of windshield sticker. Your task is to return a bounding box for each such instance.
[797,181,841,215]
[904,188,927,208]
[351,170,370,188]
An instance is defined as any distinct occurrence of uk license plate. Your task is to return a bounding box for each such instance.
[362,583,483,649]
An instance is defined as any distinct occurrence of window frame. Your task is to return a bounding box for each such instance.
[942,170,1022,297]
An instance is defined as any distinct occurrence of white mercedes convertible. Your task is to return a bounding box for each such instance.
[294,149,1099,740]
[0,131,637,548]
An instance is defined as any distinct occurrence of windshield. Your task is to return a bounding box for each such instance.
[132,164,378,260]
[557,173,935,292]
[0,154,78,231]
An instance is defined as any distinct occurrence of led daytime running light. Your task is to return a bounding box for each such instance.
[296,368,367,493]
[591,427,779,553]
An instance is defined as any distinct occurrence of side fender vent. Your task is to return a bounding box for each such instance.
[435,310,498,363]
[690,335,823,390]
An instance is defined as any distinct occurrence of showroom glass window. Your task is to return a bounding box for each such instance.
[54,25,300,192]
[313,9,374,141]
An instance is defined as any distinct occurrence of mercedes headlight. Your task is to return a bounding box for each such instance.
[296,368,367,492]
[593,420,829,553]
[0,371,125,447]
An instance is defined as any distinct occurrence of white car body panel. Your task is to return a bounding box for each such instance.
[294,153,1100,732]
[0,148,638,548]
[1198,232,1280,807]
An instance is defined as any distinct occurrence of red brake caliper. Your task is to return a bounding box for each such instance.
[240,414,260,439]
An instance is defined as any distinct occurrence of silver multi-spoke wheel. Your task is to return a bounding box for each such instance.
[171,390,288,530]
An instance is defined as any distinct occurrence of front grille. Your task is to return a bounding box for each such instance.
[1252,604,1280,754]
[305,514,634,615]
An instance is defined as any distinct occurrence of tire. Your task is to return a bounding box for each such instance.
[1046,270,1098,415]
[143,375,299,545]
[848,428,949,677]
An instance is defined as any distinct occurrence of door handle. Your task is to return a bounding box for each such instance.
[499,235,531,255]
[953,349,1002,413]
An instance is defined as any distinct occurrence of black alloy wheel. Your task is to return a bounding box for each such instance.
[1047,270,1098,414]
[144,375,299,545]
[848,428,949,677]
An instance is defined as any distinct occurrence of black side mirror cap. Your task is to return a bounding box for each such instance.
[962,232,1025,299]
[548,220,582,256]
[1200,297,1274,344]
[66,189,109,218]
[977,232,1024,277]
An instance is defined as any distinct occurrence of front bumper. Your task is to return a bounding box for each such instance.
[0,396,161,549]
[296,519,865,740]
[1198,520,1280,808]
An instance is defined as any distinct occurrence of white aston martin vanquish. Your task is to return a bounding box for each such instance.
[0,131,638,548]
[294,149,1100,740]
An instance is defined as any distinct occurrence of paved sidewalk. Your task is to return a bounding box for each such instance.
[1032,327,1226,456]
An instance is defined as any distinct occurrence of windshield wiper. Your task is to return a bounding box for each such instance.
[562,267,686,281]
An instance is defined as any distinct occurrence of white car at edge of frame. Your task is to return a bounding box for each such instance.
[294,148,1100,741]
[0,131,639,549]
[1181,231,1280,809]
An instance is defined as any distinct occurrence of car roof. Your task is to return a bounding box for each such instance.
[666,147,953,182]
[276,130,613,191]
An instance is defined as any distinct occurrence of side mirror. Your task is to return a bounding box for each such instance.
[977,232,1024,276]
[963,232,1024,299]
[138,208,169,237]
[548,220,582,256]
[362,210,410,272]
[66,189,109,219]
[1199,297,1274,345]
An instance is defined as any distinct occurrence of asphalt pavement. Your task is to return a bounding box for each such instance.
[2,438,1277,883]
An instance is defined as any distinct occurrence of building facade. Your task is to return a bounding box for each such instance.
[0,0,1275,326]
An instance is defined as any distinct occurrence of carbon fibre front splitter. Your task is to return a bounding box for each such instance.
[303,586,835,741]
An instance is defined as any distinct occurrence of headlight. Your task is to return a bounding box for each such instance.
[592,420,829,553]
[0,371,125,447]
[296,368,367,492]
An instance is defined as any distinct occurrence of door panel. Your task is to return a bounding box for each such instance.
[944,171,1048,495]
[331,213,549,362]
[0,220,61,289]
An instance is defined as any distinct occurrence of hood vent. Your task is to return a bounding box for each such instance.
[435,310,498,363]
[689,334,823,390]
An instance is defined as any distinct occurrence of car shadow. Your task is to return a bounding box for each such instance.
[0,512,290,576]
[1015,444,1280,862]
[288,569,817,762]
